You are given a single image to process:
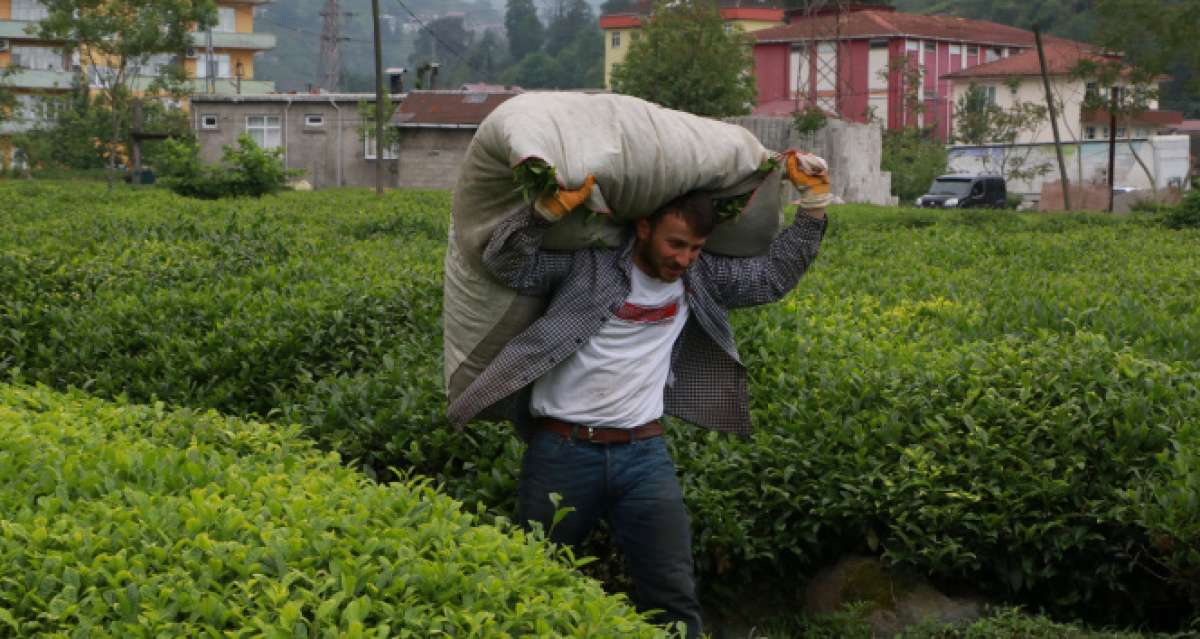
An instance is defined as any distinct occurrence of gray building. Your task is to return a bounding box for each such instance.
[189,90,519,190]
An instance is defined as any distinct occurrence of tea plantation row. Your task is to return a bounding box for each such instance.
[1,181,1197,628]
[0,384,664,637]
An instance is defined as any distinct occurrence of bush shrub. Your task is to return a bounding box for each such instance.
[158,135,300,199]
[2,182,1198,627]
[0,384,667,637]
[1161,188,1200,229]
[881,128,948,203]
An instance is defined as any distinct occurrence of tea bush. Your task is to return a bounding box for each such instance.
[0,384,667,637]
[2,181,1199,626]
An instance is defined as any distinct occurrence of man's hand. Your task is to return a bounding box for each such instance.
[534,174,596,221]
[786,151,833,214]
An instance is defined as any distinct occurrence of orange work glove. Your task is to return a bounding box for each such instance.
[534,174,597,221]
[786,151,833,211]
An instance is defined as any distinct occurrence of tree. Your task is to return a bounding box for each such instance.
[600,0,637,12]
[611,0,757,118]
[544,0,594,57]
[952,80,1053,185]
[34,0,217,186]
[409,15,474,80]
[506,0,545,61]
[501,51,564,89]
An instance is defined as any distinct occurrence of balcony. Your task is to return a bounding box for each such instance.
[189,31,276,51]
[0,68,76,90]
[0,20,40,40]
[129,76,275,95]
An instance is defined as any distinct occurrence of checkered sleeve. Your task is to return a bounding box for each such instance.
[481,203,576,296]
[698,211,827,309]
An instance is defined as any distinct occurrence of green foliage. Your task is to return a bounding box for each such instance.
[611,0,758,117]
[952,82,1053,184]
[35,0,218,180]
[882,128,949,203]
[0,384,668,637]
[505,0,545,61]
[3,183,1200,628]
[1161,188,1200,229]
[512,158,559,203]
[158,135,300,199]
[792,105,828,136]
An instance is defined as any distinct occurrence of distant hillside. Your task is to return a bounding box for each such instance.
[255,0,499,92]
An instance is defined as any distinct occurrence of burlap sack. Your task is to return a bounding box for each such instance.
[444,92,787,402]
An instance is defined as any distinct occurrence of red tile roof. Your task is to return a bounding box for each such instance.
[720,8,785,22]
[599,14,642,29]
[754,9,1060,47]
[391,91,520,128]
[942,41,1112,79]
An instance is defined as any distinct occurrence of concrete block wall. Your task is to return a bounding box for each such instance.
[726,116,898,206]
[395,129,474,190]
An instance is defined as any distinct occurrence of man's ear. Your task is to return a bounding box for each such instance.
[635,217,652,242]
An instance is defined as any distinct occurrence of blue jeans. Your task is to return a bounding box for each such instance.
[517,430,702,638]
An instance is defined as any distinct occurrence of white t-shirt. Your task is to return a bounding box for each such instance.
[530,264,689,428]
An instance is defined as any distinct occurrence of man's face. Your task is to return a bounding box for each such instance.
[634,212,708,283]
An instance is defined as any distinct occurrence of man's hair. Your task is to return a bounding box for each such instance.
[647,192,717,237]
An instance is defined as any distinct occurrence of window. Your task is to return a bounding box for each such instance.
[10,46,64,72]
[1009,47,1022,57]
[1116,127,1127,138]
[724,23,734,33]
[245,115,282,149]
[130,53,173,77]
[985,47,1002,62]
[984,85,997,105]
[611,31,621,48]
[11,0,49,21]
[949,44,961,55]
[1135,127,1147,138]
[364,134,398,160]
[200,114,219,130]
[196,53,232,79]
[1086,81,1098,100]
[15,94,57,126]
[924,41,936,53]
[216,7,237,33]
[304,114,324,127]
[906,40,919,52]
[1085,126,1097,140]
[967,45,979,57]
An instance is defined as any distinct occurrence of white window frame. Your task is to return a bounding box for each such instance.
[364,133,398,160]
[611,31,620,49]
[304,114,325,128]
[10,45,64,72]
[245,115,282,149]
[984,85,997,105]
[196,53,232,79]
[1085,126,1097,140]
[200,114,219,130]
[11,0,49,21]
[216,7,237,33]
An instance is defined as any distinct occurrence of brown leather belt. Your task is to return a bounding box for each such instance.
[539,417,664,444]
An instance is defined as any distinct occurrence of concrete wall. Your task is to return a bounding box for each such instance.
[727,116,897,206]
[947,135,1192,205]
[192,101,474,190]
[394,128,474,189]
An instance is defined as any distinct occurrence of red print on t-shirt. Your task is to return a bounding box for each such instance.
[615,300,679,324]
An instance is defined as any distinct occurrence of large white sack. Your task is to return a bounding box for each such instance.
[444,92,783,403]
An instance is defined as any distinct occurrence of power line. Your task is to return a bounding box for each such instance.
[390,0,482,75]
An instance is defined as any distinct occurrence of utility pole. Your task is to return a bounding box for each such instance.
[1107,86,1118,212]
[1034,26,1071,211]
[372,0,385,196]
[319,0,341,91]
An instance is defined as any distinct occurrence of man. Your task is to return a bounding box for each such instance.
[448,153,831,637]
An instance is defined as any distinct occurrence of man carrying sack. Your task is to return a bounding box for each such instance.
[448,152,832,637]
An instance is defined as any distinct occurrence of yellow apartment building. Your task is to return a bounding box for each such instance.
[599,3,785,90]
[1,0,276,165]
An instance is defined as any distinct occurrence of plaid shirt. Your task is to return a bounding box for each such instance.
[447,205,827,436]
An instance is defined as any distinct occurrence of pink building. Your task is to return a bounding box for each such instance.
[751,5,1086,140]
